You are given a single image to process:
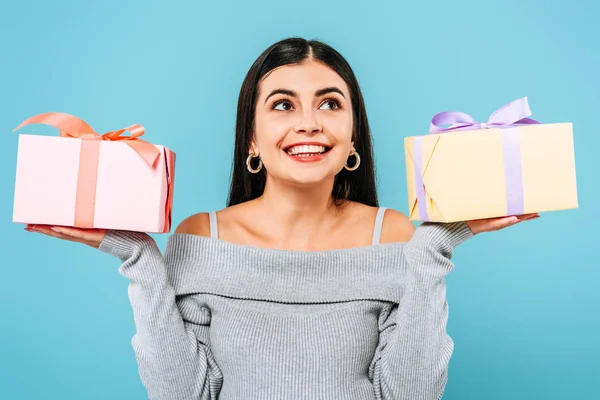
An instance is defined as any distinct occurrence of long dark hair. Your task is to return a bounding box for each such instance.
[227,37,378,207]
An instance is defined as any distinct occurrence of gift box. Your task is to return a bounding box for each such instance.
[404,97,578,222]
[12,112,175,233]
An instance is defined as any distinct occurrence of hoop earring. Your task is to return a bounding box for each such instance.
[344,150,360,171]
[246,152,263,173]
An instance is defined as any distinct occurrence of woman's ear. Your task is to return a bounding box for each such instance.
[249,140,259,156]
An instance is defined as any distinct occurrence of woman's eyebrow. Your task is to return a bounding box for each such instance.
[264,87,346,104]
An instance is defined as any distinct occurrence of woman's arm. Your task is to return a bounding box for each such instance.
[369,220,472,400]
[26,221,222,400]
[98,230,222,400]
[369,211,535,400]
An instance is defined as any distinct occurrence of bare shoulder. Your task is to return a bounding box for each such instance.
[174,212,211,236]
[174,203,249,237]
[342,202,415,244]
[380,208,415,243]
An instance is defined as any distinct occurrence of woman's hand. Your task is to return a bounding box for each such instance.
[466,213,540,235]
[25,224,107,248]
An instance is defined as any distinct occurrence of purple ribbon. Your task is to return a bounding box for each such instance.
[414,97,540,221]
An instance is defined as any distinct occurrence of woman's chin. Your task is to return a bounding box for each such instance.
[278,171,337,188]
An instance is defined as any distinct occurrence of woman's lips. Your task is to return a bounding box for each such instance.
[283,148,331,163]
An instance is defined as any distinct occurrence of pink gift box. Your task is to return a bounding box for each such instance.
[12,113,175,233]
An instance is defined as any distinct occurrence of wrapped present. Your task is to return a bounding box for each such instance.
[404,97,578,222]
[12,112,175,233]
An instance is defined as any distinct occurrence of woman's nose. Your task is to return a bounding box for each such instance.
[294,112,322,134]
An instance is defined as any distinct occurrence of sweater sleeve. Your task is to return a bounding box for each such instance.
[98,230,223,400]
[368,221,473,400]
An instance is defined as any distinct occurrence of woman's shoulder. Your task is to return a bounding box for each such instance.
[346,202,415,243]
[379,207,415,243]
[174,212,212,236]
[174,203,249,237]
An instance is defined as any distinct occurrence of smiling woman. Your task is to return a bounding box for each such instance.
[228,38,378,210]
[27,37,537,400]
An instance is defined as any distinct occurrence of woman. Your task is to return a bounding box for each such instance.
[26,37,537,399]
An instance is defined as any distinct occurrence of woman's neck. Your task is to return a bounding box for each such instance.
[249,177,347,246]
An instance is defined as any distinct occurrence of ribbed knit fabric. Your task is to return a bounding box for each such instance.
[98,221,473,400]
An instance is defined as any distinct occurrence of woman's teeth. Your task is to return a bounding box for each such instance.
[286,145,327,156]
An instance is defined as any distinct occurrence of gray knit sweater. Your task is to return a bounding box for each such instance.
[98,218,473,400]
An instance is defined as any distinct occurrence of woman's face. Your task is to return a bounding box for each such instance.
[252,60,354,186]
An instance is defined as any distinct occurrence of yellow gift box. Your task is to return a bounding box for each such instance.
[404,97,578,222]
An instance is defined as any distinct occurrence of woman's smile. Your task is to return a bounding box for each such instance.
[283,141,333,163]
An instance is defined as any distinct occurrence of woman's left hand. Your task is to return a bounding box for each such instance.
[466,213,539,235]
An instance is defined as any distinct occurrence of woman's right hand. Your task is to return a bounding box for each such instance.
[25,224,108,249]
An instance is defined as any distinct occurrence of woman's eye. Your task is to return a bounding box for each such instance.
[272,99,340,111]
[273,101,293,111]
[320,99,340,110]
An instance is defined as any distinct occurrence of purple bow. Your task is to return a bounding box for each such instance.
[414,97,540,221]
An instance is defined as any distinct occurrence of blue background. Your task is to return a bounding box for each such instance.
[1,0,598,399]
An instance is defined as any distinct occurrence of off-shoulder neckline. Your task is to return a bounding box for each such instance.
[168,232,407,256]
